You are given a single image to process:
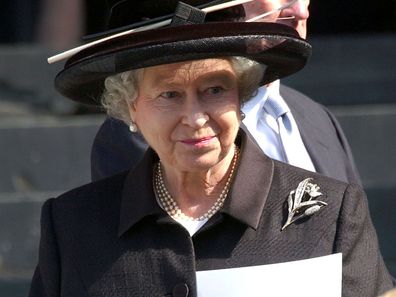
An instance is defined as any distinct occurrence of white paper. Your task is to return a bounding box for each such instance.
[196,253,342,297]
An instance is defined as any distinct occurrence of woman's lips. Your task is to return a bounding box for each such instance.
[181,136,215,146]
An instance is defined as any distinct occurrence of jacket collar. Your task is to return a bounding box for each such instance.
[118,129,274,237]
[118,149,163,236]
[221,131,274,229]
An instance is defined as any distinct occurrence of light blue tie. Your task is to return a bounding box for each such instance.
[264,95,315,171]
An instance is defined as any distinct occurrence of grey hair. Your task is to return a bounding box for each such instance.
[101,68,143,124]
[101,57,265,124]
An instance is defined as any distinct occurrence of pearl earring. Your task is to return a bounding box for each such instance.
[129,122,138,132]
[240,111,246,120]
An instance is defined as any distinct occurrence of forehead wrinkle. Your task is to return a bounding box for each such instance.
[147,66,191,88]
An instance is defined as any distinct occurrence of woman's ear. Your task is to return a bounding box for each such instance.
[127,100,138,123]
[127,100,139,133]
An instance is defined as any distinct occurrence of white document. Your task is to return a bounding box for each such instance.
[196,253,342,297]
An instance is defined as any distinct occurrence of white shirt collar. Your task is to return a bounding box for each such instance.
[266,79,281,98]
[242,80,281,127]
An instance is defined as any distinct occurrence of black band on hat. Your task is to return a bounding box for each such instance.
[170,2,207,26]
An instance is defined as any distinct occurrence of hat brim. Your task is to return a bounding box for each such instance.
[55,22,311,105]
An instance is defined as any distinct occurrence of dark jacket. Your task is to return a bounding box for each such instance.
[30,131,392,297]
[280,85,361,185]
[91,85,361,185]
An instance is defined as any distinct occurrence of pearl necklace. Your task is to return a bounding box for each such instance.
[155,147,240,221]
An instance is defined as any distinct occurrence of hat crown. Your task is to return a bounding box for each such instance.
[107,0,227,29]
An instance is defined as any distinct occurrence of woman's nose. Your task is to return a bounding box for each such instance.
[181,98,209,128]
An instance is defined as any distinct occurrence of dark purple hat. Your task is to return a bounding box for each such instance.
[54,0,312,105]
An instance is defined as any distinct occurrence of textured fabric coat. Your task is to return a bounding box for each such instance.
[91,85,361,185]
[29,131,392,297]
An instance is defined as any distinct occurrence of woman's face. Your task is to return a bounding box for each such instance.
[129,58,240,172]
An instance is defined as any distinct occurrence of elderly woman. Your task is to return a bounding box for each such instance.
[29,1,393,296]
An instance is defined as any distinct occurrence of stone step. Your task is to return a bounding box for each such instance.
[0,115,103,193]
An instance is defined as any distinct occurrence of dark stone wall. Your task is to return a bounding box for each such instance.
[283,34,396,105]
[0,117,102,297]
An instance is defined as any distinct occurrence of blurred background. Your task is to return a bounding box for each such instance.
[0,0,395,296]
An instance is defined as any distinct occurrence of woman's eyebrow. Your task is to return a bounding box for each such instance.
[149,69,236,88]
[148,71,184,86]
[197,70,237,84]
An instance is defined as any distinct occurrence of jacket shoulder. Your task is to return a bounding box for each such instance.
[272,159,352,202]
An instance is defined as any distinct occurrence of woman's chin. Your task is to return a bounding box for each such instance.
[176,151,222,172]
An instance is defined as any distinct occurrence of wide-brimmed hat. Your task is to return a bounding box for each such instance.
[53,0,312,105]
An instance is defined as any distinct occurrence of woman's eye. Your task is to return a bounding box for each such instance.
[160,91,179,99]
[207,86,225,95]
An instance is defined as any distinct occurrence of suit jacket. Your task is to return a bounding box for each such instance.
[280,85,361,184]
[91,85,361,185]
[30,131,392,297]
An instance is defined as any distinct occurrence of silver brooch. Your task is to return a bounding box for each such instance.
[282,178,327,231]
